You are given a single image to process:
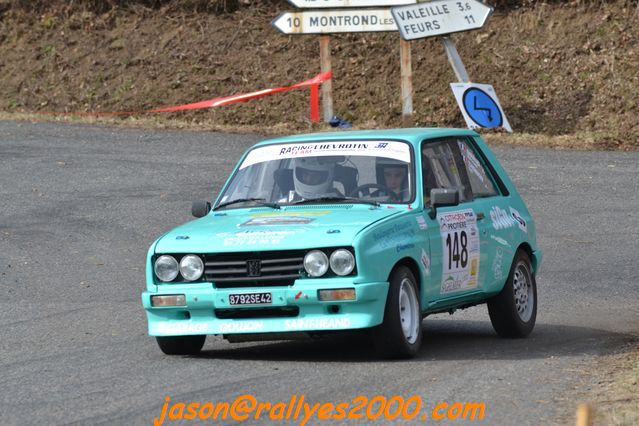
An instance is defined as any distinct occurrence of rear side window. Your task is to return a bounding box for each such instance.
[456,139,498,198]
[421,138,473,205]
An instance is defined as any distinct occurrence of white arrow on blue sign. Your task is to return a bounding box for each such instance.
[285,0,416,8]
[391,0,493,41]
[450,82,513,133]
[272,9,398,34]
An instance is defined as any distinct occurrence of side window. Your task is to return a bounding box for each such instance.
[456,139,498,198]
[422,138,473,205]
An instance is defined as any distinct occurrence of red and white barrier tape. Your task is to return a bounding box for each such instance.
[46,71,332,122]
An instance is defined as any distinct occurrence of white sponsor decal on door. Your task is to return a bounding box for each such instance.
[509,207,528,233]
[490,206,516,230]
[438,209,480,294]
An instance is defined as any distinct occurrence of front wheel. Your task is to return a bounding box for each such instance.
[487,250,537,337]
[156,335,206,355]
[372,266,422,358]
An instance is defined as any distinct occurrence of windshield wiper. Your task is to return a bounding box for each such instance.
[214,198,280,210]
[291,196,380,207]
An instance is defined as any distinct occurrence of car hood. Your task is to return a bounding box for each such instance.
[154,205,405,253]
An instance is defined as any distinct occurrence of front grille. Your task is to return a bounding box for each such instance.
[204,250,305,288]
[215,307,300,319]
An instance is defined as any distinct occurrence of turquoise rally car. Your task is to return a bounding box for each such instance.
[142,128,541,358]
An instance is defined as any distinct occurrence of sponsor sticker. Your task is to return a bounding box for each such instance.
[396,243,415,252]
[157,322,208,334]
[221,229,297,246]
[490,235,510,246]
[284,317,351,330]
[219,321,265,333]
[372,221,416,250]
[240,216,314,226]
[251,211,331,217]
[509,207,528,233]
[438,209,480,294]
[492,247,504,281]
[239,141,411,169]
[458,141,486,184]
[416,216,428,230]
[420,248,431,275]
[490,206,516,230]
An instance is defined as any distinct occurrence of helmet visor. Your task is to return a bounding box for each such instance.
[295,167,329,185]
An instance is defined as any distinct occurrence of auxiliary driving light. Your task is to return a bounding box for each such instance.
[318,288,356,301]
[151,294,186,307]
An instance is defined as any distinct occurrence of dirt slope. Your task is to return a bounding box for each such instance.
[0,1,638,148]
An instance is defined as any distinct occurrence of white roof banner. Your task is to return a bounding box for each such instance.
[240,141,411,169]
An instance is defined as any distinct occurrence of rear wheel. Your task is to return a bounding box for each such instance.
[487,250,537,337]
[156,335,206,355]
[372,266,422,358]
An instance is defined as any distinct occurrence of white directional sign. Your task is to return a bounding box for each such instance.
[272,9,398,34]
[285,0,416,8]
[391,0,493,41]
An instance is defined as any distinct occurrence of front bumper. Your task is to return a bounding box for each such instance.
[142,279,389,336]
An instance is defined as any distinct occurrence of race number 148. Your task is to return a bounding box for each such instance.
[445,230,468,270]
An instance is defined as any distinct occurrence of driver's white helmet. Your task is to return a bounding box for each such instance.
[293,157,335,199]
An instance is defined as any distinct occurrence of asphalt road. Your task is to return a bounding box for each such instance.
[1,121,638,425]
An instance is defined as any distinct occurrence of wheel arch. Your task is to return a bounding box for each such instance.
[517,242,540,274]
[390,257,422,294]
[388,257,422,291]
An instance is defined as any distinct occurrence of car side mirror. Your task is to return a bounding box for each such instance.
[428,188,460,219]
[192,200,211,218]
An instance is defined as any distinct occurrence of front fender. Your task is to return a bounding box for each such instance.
[354,212,428,290]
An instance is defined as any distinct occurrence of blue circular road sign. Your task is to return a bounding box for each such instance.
[462,88,503,128]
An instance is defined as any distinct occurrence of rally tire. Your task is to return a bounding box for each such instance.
[156,335,206,355]
[372,266,422,359]
[487,250,537,338]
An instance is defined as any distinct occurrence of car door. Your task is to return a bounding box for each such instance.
[455,137,511,292]
[420,137,493,304]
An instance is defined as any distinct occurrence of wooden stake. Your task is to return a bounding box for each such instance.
[319,35,334,123]
[399,37,413,127]
[575,403,592,426]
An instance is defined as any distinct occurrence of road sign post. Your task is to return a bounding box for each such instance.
[441,36,470,82]
[399,37,413,126]
[319,35,334,123]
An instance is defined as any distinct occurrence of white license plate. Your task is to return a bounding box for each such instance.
[229,292,272,305]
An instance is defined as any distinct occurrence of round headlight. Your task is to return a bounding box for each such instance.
[154,255,179,282]
[330,249,355,276]
[304,250,329,277]
[179,255,204,281]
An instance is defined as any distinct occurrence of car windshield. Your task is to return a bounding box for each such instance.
[216,140,414,209]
